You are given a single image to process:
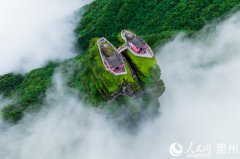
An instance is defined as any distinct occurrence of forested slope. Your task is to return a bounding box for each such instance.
[76,0,240,48]
[1,0,240,122]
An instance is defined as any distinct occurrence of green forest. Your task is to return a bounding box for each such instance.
[1,0,240,122]
[76,0,240,49]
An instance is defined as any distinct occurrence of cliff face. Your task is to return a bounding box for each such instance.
[67,38,142,105]
[63,37,165,126]
[1,0,239,122]
[0,35,164,123]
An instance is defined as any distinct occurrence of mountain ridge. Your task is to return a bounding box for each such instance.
[1,0,240,123]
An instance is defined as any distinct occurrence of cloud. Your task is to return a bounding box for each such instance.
[152,11,240,158]
[1,9,240,159]
[0,0,92,75]
[0,72,132,159]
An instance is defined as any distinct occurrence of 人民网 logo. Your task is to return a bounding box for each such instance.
[169,143,183,157]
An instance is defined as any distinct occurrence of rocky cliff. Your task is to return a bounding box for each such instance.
[1,0,239,123]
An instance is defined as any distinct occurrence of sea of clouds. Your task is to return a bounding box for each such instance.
[1,2,240,159]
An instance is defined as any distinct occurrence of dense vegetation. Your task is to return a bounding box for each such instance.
[76,0,240,49]
[1,63,57,122]
[65,37,165,125]
[67,38,140,105]
[0,73,24,97]
[1,35,164,122]
[1,0,240,122]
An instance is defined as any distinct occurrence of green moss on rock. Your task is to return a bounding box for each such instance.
[2,0,237,123]
[124,50,160,85]
[67,38,142,105]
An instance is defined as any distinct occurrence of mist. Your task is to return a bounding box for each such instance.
[0,0,92,75]
[1,9,240,159]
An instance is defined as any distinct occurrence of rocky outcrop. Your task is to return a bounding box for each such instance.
[65,37,165,125]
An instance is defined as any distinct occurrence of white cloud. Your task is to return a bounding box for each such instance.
[152,11,240,158]
[1,9,240,159]
[0,0,92,75]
